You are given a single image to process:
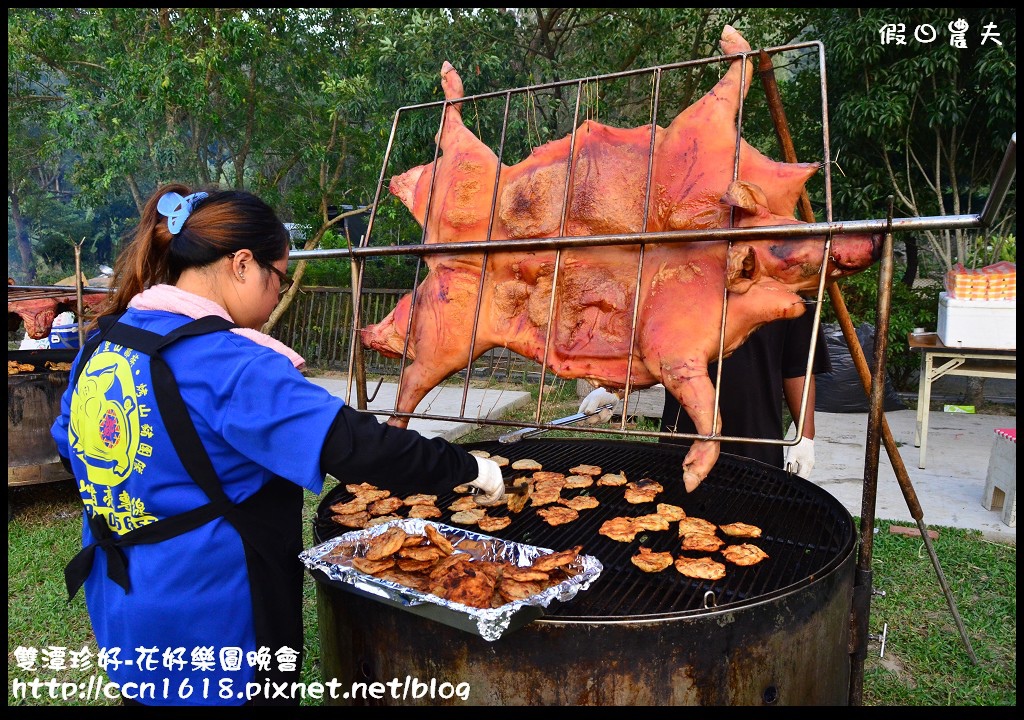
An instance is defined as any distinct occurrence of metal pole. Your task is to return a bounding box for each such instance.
[73,237,86,349]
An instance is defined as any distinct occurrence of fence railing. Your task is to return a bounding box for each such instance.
[271,287,547,381]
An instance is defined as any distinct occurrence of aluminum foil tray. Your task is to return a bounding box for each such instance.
[300,518,603,641]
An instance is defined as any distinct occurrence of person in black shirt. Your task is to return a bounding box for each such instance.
[658,309,830,474]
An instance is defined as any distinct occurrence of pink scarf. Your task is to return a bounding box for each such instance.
[128,284,306,370]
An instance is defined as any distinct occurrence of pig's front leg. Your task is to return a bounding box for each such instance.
[661,363,721,493]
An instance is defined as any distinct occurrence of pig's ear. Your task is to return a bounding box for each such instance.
[388,164,430,226]
[721,181,771,218]
[726,243,758,293]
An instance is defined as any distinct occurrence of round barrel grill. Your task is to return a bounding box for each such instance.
[313,438,857,706]
[8,349,77,487]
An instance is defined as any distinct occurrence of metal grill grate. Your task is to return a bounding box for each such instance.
[313,438,855,619]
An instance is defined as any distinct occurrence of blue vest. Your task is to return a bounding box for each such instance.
[57,312,338,706]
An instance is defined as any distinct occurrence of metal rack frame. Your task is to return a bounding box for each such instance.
[291,36,1016,705]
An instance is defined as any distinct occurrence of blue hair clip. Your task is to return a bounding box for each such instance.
[157,191,209,235]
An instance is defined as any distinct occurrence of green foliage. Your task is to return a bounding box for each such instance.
[825,265,942,391]
[965,234,1016,268]
[796,9,1016,272]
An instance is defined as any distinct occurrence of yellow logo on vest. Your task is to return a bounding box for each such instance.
[69,343,157,533]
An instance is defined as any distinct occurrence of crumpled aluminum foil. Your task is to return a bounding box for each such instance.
[300,518,603,642]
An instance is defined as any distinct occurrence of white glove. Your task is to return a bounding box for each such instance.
[785,436,815,479]
[468,456,506,506]
[578,388,618,425]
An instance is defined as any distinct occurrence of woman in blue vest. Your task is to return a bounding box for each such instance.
[51,184,505,706]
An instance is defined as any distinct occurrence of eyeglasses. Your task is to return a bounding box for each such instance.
[257,259,294,296]
[227,252,293,295]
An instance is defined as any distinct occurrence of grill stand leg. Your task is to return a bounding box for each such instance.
[755,55,980,702]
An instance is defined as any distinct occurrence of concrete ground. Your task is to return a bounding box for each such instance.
[310,378,1016,545]
[812,409,1015,544]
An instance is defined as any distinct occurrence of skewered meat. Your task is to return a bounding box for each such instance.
[362,25,882,493]
[8,293,105,340]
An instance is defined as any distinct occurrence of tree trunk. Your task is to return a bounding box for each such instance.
[9,190,36,283]
[901,235,918,287]
[964,376,986,407]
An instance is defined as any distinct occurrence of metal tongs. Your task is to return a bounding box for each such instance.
[497,402,616,444]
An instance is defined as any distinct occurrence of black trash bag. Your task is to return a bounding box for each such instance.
[815,322,906,413]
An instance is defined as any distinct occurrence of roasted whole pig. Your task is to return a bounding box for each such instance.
[8,293,106,339]
[362,25,881,492]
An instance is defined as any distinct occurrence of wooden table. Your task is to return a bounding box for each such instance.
[908,332,1016,468]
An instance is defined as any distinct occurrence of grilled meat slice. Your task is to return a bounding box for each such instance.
[537,505,579,526]
[678,516,718,537]
[408,504,442,519]
[558,495,600,511]
[477,515,512,532]
[718,521,762,538]
[674,555,726,580]
[721,543,769,566]
[680,532,724,553]
[365,526,408,560]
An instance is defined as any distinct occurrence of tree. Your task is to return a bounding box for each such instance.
[8,9,392,304]
[801,8,1016,277]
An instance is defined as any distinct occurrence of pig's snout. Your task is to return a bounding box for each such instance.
[829,232,883,275]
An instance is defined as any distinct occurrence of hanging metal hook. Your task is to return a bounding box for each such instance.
[366,376,385,403]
